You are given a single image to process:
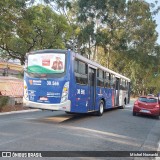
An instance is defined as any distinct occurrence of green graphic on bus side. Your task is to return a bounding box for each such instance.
[27,65,63,74]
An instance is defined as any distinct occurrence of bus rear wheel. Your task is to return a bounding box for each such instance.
[97,100,104,116]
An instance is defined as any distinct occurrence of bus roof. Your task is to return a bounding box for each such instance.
[27,49,67,55]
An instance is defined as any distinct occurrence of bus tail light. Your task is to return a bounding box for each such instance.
[24,80,29,100]
[61,82,69,103]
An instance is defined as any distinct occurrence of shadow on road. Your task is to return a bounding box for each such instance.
[31,108,121,124]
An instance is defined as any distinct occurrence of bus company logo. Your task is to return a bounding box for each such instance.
[33,80,42,85]
[29,80,33,85]
[2,152,11,157]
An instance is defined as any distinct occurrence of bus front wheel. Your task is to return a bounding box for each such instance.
[97,100,104,116]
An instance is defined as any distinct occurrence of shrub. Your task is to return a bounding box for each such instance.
[0,96,9,111]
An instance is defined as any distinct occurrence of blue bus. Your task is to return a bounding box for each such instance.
[23,49,130,116]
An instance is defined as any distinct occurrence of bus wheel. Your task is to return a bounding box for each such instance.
[119,104,125,109]
[97,100,104,116]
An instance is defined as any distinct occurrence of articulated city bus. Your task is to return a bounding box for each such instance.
[23,49,130,116]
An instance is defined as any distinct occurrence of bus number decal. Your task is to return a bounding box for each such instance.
[47,81,59,86]
[47,81,52,85]
[77,89,85,95]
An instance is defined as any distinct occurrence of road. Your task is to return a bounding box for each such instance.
[0,102,160,160]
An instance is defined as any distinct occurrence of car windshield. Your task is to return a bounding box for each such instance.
[139,97,147,102]
[139,97,157,103]
[146,98,158,103]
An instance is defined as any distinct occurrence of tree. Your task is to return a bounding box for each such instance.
[76,0,159,95]
[76,0,129,59]
[0,4,71,64]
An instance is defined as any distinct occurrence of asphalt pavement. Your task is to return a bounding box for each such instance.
[0,102,160,160]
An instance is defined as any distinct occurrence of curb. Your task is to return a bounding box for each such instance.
[0,109,40,116]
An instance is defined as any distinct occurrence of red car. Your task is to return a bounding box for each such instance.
[133,96,160,119]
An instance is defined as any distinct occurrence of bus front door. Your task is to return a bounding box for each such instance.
[88,67,96,111]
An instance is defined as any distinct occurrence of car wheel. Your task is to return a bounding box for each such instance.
[133,112,136,116]
[97,100,104,116]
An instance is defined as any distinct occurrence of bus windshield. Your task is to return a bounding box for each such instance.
[27,53,66,77]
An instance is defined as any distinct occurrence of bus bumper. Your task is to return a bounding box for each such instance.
[23,98,71,111]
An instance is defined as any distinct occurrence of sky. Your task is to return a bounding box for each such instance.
[145,0,160,44]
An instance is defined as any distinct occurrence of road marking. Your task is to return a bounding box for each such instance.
[59,125,141,147]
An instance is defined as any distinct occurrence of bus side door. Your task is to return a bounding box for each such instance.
[88,67,96,111]
[115,77,120,106]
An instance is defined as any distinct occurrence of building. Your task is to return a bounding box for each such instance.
[0,60,23,98]
[0,60,23,77]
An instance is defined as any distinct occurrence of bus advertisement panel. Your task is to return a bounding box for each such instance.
[28,53,65,74]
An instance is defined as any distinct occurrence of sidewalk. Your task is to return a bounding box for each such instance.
[0,108,40,116]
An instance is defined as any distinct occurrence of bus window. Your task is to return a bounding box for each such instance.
[105,72,110,88]
[75,73,88,85]
[74,60,78,72]
[119,79,123,90]
[97,69,104,87]
[74,60,88,85]
[110,74,116,88]
[120,79,126,90]
[122,79,126,90]
[79,61,87,74]
[125,80,127,90]
[120,79,124,90]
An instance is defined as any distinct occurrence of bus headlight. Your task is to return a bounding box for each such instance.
[61,82,69,103]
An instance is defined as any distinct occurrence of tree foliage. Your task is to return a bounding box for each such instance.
[0,3,71,64]
[0,0,160,95]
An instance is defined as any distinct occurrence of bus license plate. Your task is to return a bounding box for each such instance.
[40,97,48,101]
